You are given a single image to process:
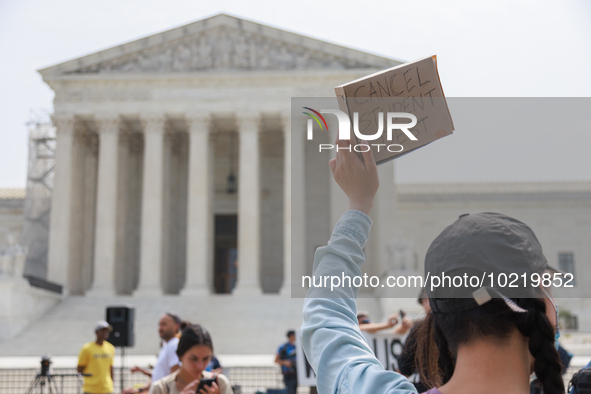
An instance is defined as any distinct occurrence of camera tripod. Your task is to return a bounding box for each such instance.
[25,357,86,394]
[25,372,84,394]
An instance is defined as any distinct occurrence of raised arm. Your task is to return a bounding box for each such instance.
[301,139,417,394]
[130,366,153,377]
[359,314,399,334]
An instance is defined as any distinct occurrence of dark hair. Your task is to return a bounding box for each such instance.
[166,312,182,326]
[356,311,369,320]
[415,296,564,393]
[286,330,296,338]
[417,288,427,305]
[179,320,191,331]
[176,324,214,358]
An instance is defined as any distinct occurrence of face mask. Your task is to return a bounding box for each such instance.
[541,287,560,350]
[554,330,561,350]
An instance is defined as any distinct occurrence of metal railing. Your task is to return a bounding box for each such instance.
[0,367,311,394]
[3,365,582,394]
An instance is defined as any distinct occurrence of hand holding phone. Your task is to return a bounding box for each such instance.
[196,378,215,393]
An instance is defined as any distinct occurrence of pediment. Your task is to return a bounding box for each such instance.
[39,14,400,77]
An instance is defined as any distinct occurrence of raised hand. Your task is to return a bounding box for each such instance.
[328,138,379,216]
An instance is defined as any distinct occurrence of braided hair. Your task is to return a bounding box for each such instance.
[415,294,564,393]
[516,298,564,393]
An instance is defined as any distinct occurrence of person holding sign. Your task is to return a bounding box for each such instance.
[301,138,415,394]
[301,137,564,394]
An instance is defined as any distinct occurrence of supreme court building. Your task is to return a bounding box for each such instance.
[1,14,590,356]
[39,14,403,299]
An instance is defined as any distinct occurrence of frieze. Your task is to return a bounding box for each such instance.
[54,89,151,103]
[71,26,371,74]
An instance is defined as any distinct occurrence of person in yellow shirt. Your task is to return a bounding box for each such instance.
[77,321,116,394]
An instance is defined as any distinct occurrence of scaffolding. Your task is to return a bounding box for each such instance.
[21,109,55,278]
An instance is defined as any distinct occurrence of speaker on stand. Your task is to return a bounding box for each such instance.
[106,306,135,393]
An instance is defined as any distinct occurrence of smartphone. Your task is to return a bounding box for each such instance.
[399,309,406,319]
[196,378,215,393]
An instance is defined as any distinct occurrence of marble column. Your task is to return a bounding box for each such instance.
[279,114,306,296]
[369,162,396,281]
[181,113,212,296]
[233,113,262,295]
[47,114,75,292]
[279,115,292,296]
[88,114,120,296]
[134,114,166,296]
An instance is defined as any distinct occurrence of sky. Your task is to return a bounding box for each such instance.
[0,0,590,188]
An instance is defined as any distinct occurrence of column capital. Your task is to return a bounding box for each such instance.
[140,113,166,133]
[236,112,262,133]
[95,114,121,134]
[185,113,212,133]
[51,114,76,135]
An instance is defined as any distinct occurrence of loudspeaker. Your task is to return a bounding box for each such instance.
[106,305,135,347]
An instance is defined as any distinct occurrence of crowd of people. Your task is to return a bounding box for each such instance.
[77,314,231,394]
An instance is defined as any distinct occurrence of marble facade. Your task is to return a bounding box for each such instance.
[38,13,399,297]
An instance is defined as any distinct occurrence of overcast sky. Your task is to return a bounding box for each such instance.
[1,0,590,188]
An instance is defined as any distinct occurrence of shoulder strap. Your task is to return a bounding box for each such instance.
[279,343,288,354]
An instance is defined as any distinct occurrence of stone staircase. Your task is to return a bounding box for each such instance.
[0,292,391,358]
[0,294,302,356]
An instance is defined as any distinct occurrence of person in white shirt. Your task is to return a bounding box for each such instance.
[122,313,182,394]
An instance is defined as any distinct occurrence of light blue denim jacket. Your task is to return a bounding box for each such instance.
[301,210,419,394]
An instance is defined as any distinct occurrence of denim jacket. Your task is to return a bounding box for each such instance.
[301,210,419,394]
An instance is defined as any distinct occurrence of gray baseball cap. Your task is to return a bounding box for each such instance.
[425,212,561,313]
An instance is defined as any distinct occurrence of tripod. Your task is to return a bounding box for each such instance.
[25,372,83,394]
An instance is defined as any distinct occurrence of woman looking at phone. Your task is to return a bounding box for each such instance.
[150,324,232,394]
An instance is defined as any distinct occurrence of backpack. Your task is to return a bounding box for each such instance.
[279,343,297,375]
[569,367,591,394]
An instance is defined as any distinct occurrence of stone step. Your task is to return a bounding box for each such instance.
[0,294,310,357]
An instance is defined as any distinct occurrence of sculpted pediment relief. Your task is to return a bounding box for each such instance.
[72,26,375,74]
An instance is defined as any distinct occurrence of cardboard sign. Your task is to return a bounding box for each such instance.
[295,330,407,386]
[335,55,454,164]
